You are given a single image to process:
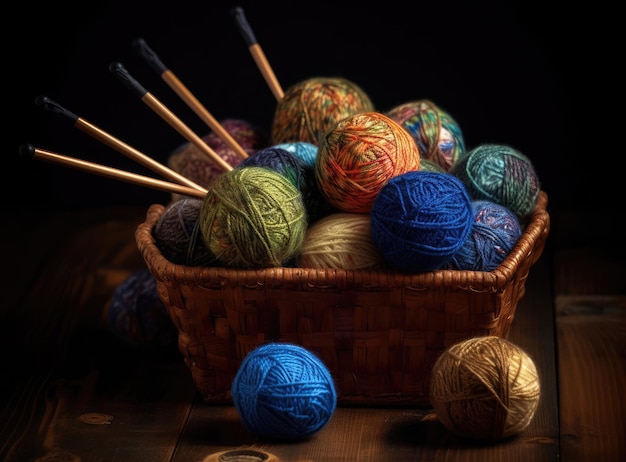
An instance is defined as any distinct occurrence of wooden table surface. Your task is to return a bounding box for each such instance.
[1,205,624,461]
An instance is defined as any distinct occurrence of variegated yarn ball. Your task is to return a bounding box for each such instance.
[315,111,421,213]
[387,99,465,171]
[271,76,375,146]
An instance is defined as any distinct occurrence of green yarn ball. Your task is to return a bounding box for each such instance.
[450,143,541,220]
[198,166,308,268]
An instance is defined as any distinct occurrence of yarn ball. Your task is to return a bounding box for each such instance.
[386,99,465,172]
[202,118,269,155]
[273,141,319,169]
[153,198,218,266]
[271,76,375,146]
[447,200,522,272]
[450,144,541,221]
[295,212,386,270]
[370,171,473,272]
[316,111,421,213]
[105,268,177,347]
[231,343,337,440]
[198,166,308,268]
[167,118,269,201]
[429,336,541,441]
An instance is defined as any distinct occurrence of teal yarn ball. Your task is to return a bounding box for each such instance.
[231,343,337,440]
[370,171,473,272]
[450,143,541,220]
[198,166,308,268]
[447,200,522,272]
[386,99,465,172]
[273,141,319,169]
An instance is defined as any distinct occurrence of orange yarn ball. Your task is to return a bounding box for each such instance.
[315,111,421,213]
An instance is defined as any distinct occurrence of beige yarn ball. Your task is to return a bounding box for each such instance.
[429,336,541,441]
[295,212,386,270]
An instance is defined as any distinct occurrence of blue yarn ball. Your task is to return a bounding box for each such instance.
[272,141,319,169]
[370,171,473,272]
[106,268,176,347]
[231,343,337,440]
[447,200,523,272]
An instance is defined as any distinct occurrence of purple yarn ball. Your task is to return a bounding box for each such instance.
[106,268,176,347]
[153,198,218,266]
[447,200,522,271]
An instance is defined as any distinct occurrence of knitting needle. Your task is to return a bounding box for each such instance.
[109,62,232,172]
[19,144,206,199]
[132,37,249,161]
[35,95,208,193]
[231,6,284,102]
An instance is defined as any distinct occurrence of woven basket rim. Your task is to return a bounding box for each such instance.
[136,191,549,290]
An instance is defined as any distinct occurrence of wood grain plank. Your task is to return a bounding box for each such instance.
[552,225,626,462]
[555,294,626,461]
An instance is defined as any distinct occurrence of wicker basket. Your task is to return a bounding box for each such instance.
[136,191,550,406]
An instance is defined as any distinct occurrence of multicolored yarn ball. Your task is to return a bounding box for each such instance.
[153,198,218,266]
[271,76,375,146]
[450,144,541,221]
[231,343,337,440]
[105,268,177,347]
[386,99,465,172]
[273,141,319,169]
[370,171,473,272]
[167,119,269,201]
[429,336,541,441]
[295,212,386,270]
[198,166,308,268]
[447,200,522,272]
[316,111,421,213]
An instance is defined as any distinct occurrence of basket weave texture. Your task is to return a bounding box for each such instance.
[136,191,550,406]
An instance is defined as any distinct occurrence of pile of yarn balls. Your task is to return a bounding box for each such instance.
[153,79,541,273]
[142,77,544,441]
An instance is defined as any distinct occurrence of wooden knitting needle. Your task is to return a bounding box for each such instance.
[35,95,207,193]
[109,62,233,172]
[231,6,284,102]
[132,37,249,161]
[19,144,206,199]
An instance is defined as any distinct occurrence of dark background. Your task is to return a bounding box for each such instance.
[8,0,618,216]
